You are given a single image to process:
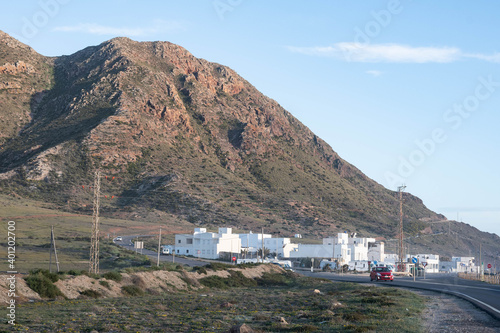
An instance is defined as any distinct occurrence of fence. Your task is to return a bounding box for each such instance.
[458,272,500,285]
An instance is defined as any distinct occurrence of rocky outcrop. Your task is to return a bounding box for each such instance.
[0,61,35,75]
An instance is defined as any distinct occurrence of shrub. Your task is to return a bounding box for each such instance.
[102,271,122,282]
[192,266,208,275]
[199,276,228,289]
[204,262,232,271]
[25,272,64,299]
[66,270,83,276]
[199,271,257,289]
[343,312,367,322]
[131,275,146,289]
[99,280,111,289]
[122,285,144,296]
[227,271,257,288]
[257,272,287,286]
[80,289,101,299]
[29,269,59,282]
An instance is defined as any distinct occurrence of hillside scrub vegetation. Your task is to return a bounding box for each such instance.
[3,265,426,332]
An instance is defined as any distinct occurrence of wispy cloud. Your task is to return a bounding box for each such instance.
[53,20,186,36]
[287,42,499,64]
[366,70,383,77]
[464,52,500,63]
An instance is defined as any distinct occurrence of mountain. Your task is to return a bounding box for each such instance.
[1,31,497,262]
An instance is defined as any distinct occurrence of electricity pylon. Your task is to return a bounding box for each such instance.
[89,170,101,274]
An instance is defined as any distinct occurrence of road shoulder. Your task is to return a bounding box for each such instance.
[417,289,500,332]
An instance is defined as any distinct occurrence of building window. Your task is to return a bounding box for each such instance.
[187,239,193,245]
[178,240,181,243]
[186,250,189,254]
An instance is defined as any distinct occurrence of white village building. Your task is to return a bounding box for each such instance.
[414,254,440,273]
[175,228,241,259]
[287,232,380,271]
[238,231,298,258]
[440,257,476,273]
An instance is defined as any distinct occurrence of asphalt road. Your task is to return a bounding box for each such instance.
[113,235,210,267]
[299,270,500,321]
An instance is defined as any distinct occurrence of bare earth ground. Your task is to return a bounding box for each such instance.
[418,289,500,332]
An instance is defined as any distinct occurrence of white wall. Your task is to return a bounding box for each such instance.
[368,242,385,262]
[287,244,333,258]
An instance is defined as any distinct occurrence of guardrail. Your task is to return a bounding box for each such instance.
[458,272,500,285]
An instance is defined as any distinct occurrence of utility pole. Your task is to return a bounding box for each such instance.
[480,243,483,281]
[332,235,335,265]
[157,227,162,267]
[261,227,265,263]
[89,170,101,274]
[397,185,406,272]
[49,225,60,273]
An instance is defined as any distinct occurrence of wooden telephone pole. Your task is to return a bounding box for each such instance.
[157,227,162,267]
[49,225,60,273]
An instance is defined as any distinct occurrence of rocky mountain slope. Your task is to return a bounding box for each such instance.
[0,31,469,245]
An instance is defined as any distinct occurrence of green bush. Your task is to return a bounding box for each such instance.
[192,266,208,274]
[25,272,64,299]
[29,269,59,282]
[122,285,144,296]
[80,289,101,299]
[99,280,111,289]
[199,271,257,289]
[199,276,228,289]
[204,262,232,271]
[227,271,257,288]
[102,271,122,282]
[257,272,295,287]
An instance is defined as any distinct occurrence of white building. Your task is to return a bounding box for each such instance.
[349,234,376,261]
[384,253,398,265]
[367,242,385,262]
[408,254,440,273]
[238,231,298,258]
[440,257,476,273]
[288,243,333,259]
[454,257,476,273]
[287,232,380,270]
[238,231,271,252]
[175,228,241,259]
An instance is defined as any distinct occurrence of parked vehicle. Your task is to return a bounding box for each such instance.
[161,245,174,255]
[370,266,394,282]
[115,236,123,242]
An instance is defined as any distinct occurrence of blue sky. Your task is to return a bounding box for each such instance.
[1,1,499,236]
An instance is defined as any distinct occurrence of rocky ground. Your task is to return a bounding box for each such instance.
[420,289,500,332]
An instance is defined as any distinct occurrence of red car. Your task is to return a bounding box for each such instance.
[370,266,394,282]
